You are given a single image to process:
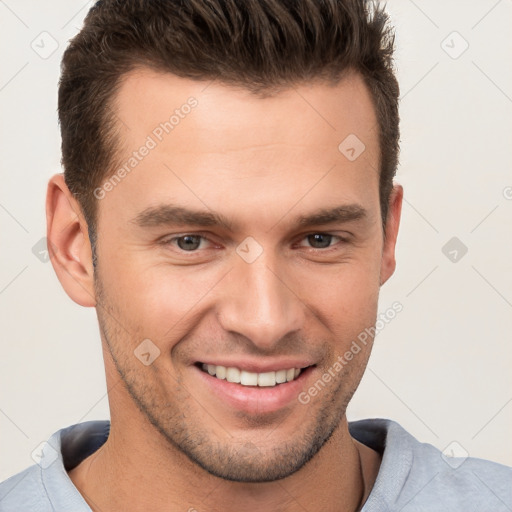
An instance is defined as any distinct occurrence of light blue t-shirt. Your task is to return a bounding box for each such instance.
[1,418,510,511]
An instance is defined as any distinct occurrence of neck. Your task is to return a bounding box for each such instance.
[68,412,378,512]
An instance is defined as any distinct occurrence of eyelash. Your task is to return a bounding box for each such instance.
[159,232,348,253]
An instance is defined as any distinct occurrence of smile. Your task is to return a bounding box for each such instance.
[199,363,303,388]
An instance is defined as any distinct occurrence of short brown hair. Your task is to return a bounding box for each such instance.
[59,0,399,244]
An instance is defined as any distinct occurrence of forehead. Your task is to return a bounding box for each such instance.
[100,68,381,230]
[112,68,379,155]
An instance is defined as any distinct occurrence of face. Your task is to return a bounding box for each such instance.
[79,69,400,482]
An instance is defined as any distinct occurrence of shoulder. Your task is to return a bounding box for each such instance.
[0,420,109,512]
[0,464,52,511]
[350,418,512,511]
[404,433,512,509]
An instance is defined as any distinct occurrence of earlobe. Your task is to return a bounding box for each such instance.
[46,173,96,307]
[380,184,403,286]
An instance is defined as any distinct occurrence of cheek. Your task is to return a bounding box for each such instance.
[99,256,224,340]
[98,230,383,346]
[293,257,381,327]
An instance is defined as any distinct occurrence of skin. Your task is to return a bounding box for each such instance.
[47,68,402,512]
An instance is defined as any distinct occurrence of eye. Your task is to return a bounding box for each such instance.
[160,232,346,254]
[298,233,343,250]
[165,234,210,252]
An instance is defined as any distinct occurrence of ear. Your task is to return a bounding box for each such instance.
[380,184,403,286]
[46,173,96,307]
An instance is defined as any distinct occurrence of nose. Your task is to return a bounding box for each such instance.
[218,251,305,351]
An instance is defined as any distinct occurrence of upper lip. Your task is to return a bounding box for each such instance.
[195,359,316,373]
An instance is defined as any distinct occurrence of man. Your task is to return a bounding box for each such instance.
[0,0,510,510]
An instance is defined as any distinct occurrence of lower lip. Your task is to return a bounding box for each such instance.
[193,365,315,415]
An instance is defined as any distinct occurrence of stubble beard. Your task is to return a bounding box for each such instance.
[94,271,364,483]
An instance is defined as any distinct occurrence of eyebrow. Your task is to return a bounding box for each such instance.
[132,205,235,231]
[296,204,367,227]
[131,204,367,231]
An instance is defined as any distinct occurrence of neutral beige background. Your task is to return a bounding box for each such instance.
[1,0,511,480]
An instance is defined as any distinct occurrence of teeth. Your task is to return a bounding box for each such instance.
[201,363,303,387]
[226,367,241,383]
[215,365,227,380]
[240,370,258,386]
[275,369,287,383]
[258,372,276,387]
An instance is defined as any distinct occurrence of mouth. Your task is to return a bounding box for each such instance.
[195,362,308,388]
[193,361,316,415]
